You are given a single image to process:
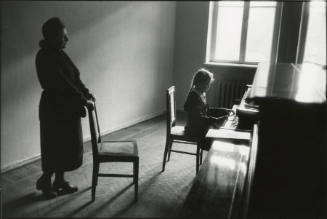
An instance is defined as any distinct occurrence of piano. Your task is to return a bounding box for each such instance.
[246,62,326,218]
[183,62,326,218]
[183,86,257,219]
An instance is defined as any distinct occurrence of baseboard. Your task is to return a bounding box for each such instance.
[82,110,165,142]
[1,110,165,174]
[1,154,41,174]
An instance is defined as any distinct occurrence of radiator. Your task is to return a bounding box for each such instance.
[209,81,248,108]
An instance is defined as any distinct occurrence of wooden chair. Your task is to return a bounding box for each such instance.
[87,102,139,202]
[162,86,203,174]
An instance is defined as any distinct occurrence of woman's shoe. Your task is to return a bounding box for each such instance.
[53,180,78,195]
[36,177,58,199]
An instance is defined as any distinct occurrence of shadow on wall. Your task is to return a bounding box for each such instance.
[1,1,130,109]
[2,1,175,113]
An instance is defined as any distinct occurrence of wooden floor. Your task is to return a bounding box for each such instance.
[1,114,203,218]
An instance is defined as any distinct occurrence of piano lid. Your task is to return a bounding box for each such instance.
[248,62,326,104]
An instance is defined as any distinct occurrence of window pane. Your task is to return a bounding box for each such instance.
[218,1,244,7]
[250,1,276,7]
[214,3,244,61]
[303,2,326,66]
[245,6,276,62]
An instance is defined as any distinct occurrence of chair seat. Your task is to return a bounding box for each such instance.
[171,126,198,142]
[171,125,186,136]
[98,141,138,157]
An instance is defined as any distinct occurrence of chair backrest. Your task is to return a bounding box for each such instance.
[167,86,176,133]
[87,102,102,156]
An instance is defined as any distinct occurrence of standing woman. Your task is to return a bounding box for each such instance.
[35,17,94,199]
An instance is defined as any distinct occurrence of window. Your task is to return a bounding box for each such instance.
[297,1,326,66]
[206,1,282,65]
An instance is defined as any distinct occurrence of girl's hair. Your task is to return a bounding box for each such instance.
[190,68,214,88]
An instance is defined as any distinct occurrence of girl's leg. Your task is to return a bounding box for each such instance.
[198,138,213,151]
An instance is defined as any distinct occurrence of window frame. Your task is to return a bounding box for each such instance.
[296,1,326,66]
[206,1,283,66]
[296,1,309,64]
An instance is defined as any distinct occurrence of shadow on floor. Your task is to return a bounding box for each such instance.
[84,182,135,217]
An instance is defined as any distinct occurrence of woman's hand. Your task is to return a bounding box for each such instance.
[85,100,94,110]
[88,93,96,101]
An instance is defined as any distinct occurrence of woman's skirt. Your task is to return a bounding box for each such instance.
[40,118,83,172]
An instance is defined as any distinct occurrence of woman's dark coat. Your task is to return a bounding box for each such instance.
[36,44,92,172]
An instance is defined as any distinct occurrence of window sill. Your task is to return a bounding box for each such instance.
[204,61,258,68]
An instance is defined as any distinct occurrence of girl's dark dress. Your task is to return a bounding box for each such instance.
[184,89,214,150]
[36,43,92,172]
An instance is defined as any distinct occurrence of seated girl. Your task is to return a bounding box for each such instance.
[184,68,230,150]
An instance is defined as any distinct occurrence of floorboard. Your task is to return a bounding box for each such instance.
[1,113,199,218]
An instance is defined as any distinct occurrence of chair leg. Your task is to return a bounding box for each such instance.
[162,138,172,172]
[167,138,174,162]
[91,162,99,201]
[196,145,201,174]
[133,158,139,202]
[200,149,203,165]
